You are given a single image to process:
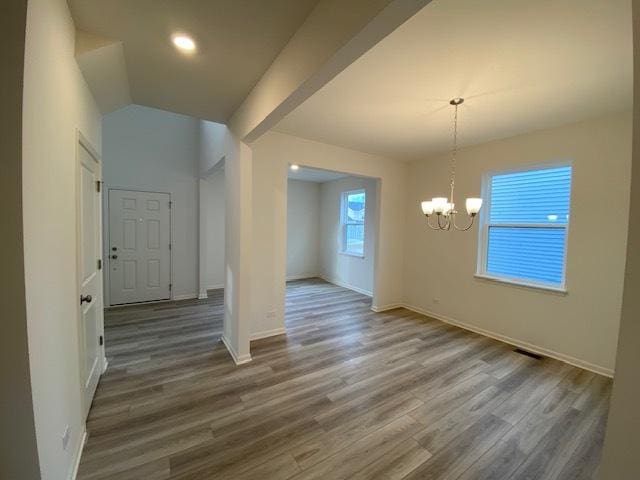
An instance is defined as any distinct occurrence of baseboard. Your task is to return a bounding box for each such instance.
[102,358,108,374]
[286,274,320,281]
[320,275,373,297]
[173,293,198,301]
[371,303,402,313]
[198,292,208,300]
[220,335,252,365]
[68,428,87,480]
[401,303,614,378]
[250,327,287,341]
[207,284,224,291]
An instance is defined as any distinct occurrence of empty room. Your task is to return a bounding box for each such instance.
[4,0,640,479]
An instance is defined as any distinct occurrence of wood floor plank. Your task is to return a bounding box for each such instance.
[77,278,612,480]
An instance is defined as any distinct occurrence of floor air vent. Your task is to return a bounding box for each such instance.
[514,348,544,360]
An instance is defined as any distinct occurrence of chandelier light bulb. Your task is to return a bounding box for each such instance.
[432,197,448,213]
[466,198,483,215]
[421,201,434,216]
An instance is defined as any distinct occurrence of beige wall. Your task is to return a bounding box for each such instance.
[319,176,377,295]
[287,179,321,279]
[403,112,632,374]
[22,0,102,478]
[1,1,41,478]
[598,0,640,475]
[250,131,406,340]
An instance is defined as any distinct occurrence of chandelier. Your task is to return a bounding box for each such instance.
[420,98,482,231]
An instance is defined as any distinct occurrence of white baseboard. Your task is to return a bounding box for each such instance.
[198,292,208,299]
[286,274,320,281]
[221,335,252,365]
[250,327,287,341]
[207,284,224,291]
[68,428,87,480]
[102,358,108,374]
[320,275,372,297]
[371,303,402,313]
[401,303,614,378]
[173,293,198,301]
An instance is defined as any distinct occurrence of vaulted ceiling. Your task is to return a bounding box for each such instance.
[275,0,633,160]
[68,0,320,122]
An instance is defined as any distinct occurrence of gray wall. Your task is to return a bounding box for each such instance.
[598,0,640,476]
[0,1,40,478]
[287,179,321,279]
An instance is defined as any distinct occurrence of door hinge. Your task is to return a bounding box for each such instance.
[97,259,102,270]
[168,201,172,209]
[169,243,172,251]
[96,180,102,193]
[169,283,172,291]
[99,335,104,346]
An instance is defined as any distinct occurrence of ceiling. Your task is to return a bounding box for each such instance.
[68,0,319,123]
[288,166,348,183]
[275,0,633,161]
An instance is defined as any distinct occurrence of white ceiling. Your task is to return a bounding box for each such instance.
[275,0,633,161]
[68,0,319,123]
[288,167,348,183]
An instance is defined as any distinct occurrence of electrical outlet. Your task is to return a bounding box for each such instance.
[433,297,441,304]
[62,426,70,451]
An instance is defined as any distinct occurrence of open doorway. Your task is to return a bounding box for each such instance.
[285,165,378,325]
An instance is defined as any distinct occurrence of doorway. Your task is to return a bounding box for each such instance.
[107,189,172,305]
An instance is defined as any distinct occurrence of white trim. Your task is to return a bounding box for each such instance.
[320,275,372,297]
[207,283,224,290]
[198,293,208,300]
[250,327,287,341]
[68,428,87,480]
[286,274,320,281]
[401,303,613,378]
[474,274,568,295]
[371,303,402,312]
[173,293,198,301]
[102,358,108,374]
[221,335,252,365]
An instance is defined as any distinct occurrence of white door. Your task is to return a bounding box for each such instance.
[78,139,103,418]
[108,189,171,305]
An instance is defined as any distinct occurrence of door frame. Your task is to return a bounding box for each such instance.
[75,129,106,417]
[104,187,173,307]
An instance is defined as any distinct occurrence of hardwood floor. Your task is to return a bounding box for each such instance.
[77,279,611,479]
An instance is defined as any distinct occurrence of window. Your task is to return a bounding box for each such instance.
[341,190,366,256]
[477,165,572,290]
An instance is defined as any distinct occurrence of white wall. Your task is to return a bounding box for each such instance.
[403,112,632,374]
[287,179,320,279]
[202,170,226,289]
[22,0,102,478]
[319,176,377,295]
[250,131,406,340]
[102,104,200,302]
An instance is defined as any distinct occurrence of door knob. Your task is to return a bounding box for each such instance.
[80,294,92,305]
[111,254,118,259]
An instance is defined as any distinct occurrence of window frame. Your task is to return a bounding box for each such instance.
[475,163,572,294]
[340,189,366,258]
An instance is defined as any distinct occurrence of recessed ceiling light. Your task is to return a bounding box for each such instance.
[172,34,196,52]
[290,164,300,171]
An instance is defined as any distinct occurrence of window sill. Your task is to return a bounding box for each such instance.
[474,273,567,295]
[339,251,365,259]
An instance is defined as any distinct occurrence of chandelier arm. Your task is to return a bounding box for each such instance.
[426,216,441,230]
[437,214,451,230]
[452,214,476,231]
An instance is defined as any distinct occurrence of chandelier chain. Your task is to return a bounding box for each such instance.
[450,101,459,205]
